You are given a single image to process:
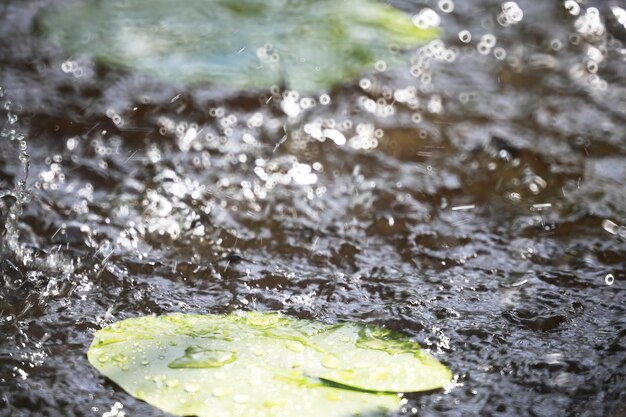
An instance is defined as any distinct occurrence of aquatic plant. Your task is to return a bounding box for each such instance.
[88,311,451,416]
[41,0,438,90]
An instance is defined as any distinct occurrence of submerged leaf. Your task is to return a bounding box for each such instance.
[41,0,439,90]
[88,312,452,417]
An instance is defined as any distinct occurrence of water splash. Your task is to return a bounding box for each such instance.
[0,87,30,260]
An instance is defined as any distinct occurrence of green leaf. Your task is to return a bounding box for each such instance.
[40,0,439,91]
[88,312,451,417]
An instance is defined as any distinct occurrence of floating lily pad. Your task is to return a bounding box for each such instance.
[41,0,439,91]
[88,312,451,417]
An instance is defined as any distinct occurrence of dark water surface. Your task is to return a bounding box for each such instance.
[1,1,626,416]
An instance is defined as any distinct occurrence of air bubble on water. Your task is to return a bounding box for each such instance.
[299,97,316,109]
[564,0,580,16]
[438,0,454,13]
[477,43,491,55]
[459,30,472,43]
[605,274,614,286]
[289,162,317,185]
[349,123,378,150]
[494,47,507,60]
[569,33,581,45]
[413,8,441,29]
[497,2,523,27]
[586,46,604,62]
[574,7,605,42]
[61,60,76,73]
[427,95,443,114]
[443,48,457,62]
[550,39,563,51]
[319,94,331,105]
[481,34,497,48]
[393,86,416,103]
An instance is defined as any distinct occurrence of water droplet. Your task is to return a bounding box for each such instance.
[374,370,390,380]
[325,391,342,401]
[212,386,233,398]
[184,383,199,393]
[18,151,30,164]
[322,354,340,369]
[263,399,287,408]
[18,152,30,181]
[233,394,249,404]
[111,354,129,369]
[166,379,179,389]
[286,341,304,352]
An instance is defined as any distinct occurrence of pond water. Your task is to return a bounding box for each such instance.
[1,1,625,416]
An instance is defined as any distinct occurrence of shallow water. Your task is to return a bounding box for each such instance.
[1,1,626,416]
